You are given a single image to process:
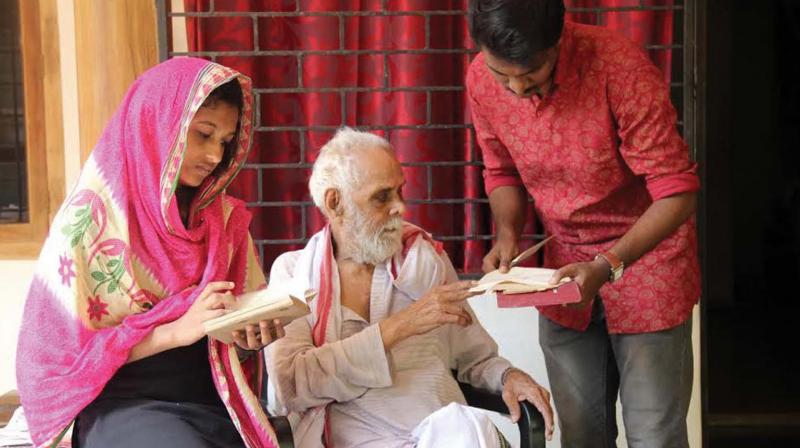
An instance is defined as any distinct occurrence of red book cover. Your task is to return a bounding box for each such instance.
[496,281,582,308]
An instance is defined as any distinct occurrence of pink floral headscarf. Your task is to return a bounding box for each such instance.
[16,57,277,448]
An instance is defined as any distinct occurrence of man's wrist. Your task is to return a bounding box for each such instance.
[379,318,404,350]
[501,366,522,386]
[591,257,612,276]
[496,227,520,243]
[594,251,624,282]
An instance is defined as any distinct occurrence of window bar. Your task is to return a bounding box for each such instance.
[11,3,24,223]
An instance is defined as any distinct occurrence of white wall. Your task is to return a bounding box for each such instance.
[0,262,36,394]
[469,296,702,447]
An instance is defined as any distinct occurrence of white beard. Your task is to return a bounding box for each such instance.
[342,204,403,266]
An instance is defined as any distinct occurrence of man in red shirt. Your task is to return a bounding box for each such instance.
[467,0,700,446]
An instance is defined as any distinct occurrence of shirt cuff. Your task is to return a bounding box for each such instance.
[482,357,514,393]
[483,172,525,196]
[646,172,700,201]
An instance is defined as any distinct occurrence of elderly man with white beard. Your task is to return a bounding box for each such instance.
[265,127,554,448]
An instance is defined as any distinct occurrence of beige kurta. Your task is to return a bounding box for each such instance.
[265,231,511,448]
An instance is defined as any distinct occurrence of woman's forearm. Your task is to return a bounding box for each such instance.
[126,322,181,363]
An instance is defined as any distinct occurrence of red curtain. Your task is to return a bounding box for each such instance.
[566,0,675,81]
[182,0,676,275]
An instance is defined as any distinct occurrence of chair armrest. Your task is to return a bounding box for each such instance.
[517,399,547,448]
[268,415,295,448]
[260,372,294,448]
[458,381,546,448]
[457,380,507,413]
[257,398,294,448]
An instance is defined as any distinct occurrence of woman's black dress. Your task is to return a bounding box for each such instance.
[73,338,244,447]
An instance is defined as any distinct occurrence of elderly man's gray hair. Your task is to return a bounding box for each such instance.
[309,127,394,216]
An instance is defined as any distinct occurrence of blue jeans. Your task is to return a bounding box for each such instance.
[539,302,693,448]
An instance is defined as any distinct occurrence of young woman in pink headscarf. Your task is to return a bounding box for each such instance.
[16,58,283,448]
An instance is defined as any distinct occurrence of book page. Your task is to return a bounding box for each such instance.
[471,267,569,293]
[203,289,315,344]
[233,287,310,310]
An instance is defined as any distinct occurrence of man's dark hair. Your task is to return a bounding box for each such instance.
[468,0,566,67]
[202,79,243,176]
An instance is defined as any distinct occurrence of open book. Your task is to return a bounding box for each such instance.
[204,288,314,344]
[471,267,569,294]
[470,267,582,307]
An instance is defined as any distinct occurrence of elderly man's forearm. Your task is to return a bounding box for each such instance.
[379,316,407,349]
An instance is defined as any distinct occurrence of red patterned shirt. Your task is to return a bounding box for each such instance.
[467,22,700,334]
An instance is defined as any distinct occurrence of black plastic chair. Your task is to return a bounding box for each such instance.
[266,413,295,448]
[262,372,547,448]
[457,378,547,448]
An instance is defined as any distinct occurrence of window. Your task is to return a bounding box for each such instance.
[0,0,64,258]
[0,0,26,224]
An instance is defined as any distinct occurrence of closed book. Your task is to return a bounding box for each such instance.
[497,281,582,308]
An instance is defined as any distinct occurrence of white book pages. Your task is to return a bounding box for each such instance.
[203,289,315,344]
[470,267,570,293]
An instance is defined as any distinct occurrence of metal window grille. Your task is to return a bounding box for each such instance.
[158,0,691,277]
[0,0,27,224]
